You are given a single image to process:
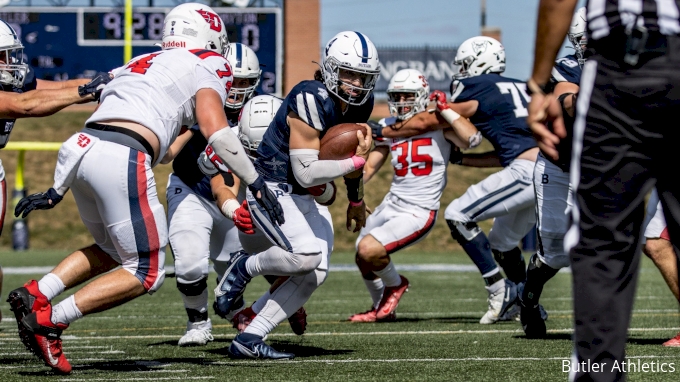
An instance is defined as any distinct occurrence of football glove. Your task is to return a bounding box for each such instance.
[15,188,63,218]
[450,148,464,165]
[247,176,285,226]
[78,72,113,102]
[234,200,255,234]
[366,120,384,138]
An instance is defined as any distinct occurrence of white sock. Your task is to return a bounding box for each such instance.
[181,288,208,312]
[244,314,277,338]
[486,278,505,294]
[51,295,83,325]
[374,262,401,287]
[251,290,271,314]
[245,247,322,277]
[363,278,384,309]
[38,273,65,301]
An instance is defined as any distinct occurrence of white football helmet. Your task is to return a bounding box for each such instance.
[453,36,505,79]
[0,20,27,87]
[387,69,430,121]
[238,94,282,157]
[322,31,380,106]
[568,7,588,66]
[224,43,261,110]
[161,3,228,55]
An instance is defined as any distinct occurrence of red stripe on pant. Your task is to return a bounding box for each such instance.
[383,210,437,255]
[136,151,159,290]
[660,227,671,241]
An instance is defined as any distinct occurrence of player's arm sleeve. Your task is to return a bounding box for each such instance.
[290,149,362,188]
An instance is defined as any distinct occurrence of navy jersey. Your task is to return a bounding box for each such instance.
[547,54,582,172]
[450,73,536,167]
[172,113,239,200]
[254,80,374,192]
[0,67,38,148]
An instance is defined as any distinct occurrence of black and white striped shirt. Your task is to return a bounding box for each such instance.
[587,0,680,40]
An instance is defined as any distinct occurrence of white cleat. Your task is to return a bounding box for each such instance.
[479,279,517,325]
[178,319,214,347]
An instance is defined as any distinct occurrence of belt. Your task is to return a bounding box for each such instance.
[85,123,156,163]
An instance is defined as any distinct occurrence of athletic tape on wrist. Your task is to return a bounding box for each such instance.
[221,199,240,220]
[440,108,461,125]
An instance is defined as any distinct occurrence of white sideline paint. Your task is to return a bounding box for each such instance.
[61,378,214,382]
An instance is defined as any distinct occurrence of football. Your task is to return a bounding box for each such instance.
[319,123,367,160]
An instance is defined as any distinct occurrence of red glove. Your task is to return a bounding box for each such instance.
[234,200,255,234]
[308,181,337,206]
[429,90,450,111]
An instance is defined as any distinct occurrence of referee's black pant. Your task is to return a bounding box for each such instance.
[570,34,680,382]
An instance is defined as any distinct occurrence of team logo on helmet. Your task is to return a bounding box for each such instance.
[195,9,222,32]
[472,40,489,55]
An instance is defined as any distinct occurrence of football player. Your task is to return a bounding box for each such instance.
[349,68,478,322]
[213,31,378,359]
[641,189,680,347]
[519,8,585,338]
[6,3,282,374]
[0,19,111,322]
[160,42,262,347]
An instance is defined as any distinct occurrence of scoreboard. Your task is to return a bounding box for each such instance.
[0,7,282,96]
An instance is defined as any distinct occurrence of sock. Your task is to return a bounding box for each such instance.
[449,227,498,276]
[38,273,66,301]
[51,295,83,326]
[363,278,384,309]
[181,288,208,312]
[522,254,559,307]
[373,261,401,287]
[251,290,271,314]
[244,315,278,338]
[486,278,505,294]
[482,268,503,286]
[493,247,527,284]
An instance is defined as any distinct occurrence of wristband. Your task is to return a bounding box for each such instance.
[344,176,364,203]
[440,108,461,125]
[349,199,364,207]
[350,155,366,170]
[220,199,240,219]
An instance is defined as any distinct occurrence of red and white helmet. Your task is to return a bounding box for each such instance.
[161,3,228,55]
[387,69,430,121]
[454,36,505,79]
[0,20,27,87]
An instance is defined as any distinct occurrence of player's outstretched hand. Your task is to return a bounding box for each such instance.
[78,72,113,102]
[366,120,384,138]
[248,176,285,226]
[429,90,450,111]
[234,200,255,234]
[527,90,566,161]
[15,188,63,218]
[354,127,373,160]
[346,200,367,232]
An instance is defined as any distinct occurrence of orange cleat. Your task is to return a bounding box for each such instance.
[375,275,409,320]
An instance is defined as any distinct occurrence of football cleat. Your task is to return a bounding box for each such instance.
[498,303,520,322]
[480,279,517,325]
[228,333,294,360]
[178,319,214,347]
[348,307,397,323]
[663,332,680,347]
[375,275,409,320]
[214,251,252,318]
[231,306,256,333]
[288,307,307,335]
[21,305,71,374]
[520,299,547,339]
[7,280,50,355]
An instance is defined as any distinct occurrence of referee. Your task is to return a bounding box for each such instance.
[528,1,680,381]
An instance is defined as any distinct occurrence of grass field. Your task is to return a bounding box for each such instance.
[0,250,678,381]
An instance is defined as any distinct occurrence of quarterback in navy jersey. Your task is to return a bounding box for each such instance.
[0,20,108,324]
[441,36,541,325]
[519,7,586,338]
[215,31,378,360]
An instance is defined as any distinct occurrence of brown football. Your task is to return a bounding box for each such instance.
[319,123,367,160]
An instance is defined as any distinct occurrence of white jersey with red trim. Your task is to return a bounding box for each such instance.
[376,119,451,210]
[87,48,233,166]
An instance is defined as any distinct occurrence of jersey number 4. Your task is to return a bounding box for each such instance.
[127,53,162,75]
[496,82,531,118]
[392,138,433,177]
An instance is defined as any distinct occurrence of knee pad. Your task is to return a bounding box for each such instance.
[446,220,482,243]
[492,247,526,284]
[177,277,208,297]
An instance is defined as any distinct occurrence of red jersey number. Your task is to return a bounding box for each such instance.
[391,138,433,177]
[216,63,233,93]
[127,53,161,75]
